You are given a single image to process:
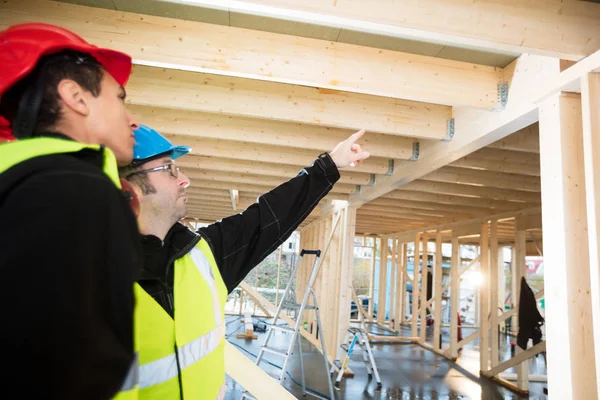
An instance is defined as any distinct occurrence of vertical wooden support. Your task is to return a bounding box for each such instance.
[368,237,377,320]
[400,243,408,325]
[390,237,398,328]
[450,234,460,359]
[510,245,519,335]
[412,233,421,338]
[335,206,357,360]
[582,72,600,397]
[514,228,528,391]
[433,231,443,349]
[497,246,506,333]
[490,221,500,368]
[396,242,406,329]
[539,92,598,399]
[420,231,430,342]
[275,245,283,305]
[377,236,389,324]
[479,222,490,372]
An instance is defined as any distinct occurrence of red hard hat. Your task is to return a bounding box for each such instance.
[0,22,133,139]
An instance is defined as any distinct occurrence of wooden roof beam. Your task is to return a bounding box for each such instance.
[422,166,541,192]
[1,0,504,109]
[129,105,417,159]
[177,0,600,61]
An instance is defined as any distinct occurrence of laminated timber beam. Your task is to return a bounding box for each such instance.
[180,0,600,61]
[351,51,600,206]
[125,65,450,139]
[400,181,541,204]
[422,166,541,192]
[450,148,540,176]
[487,124,540,153]
[166,134,391,176]
[188,179,354,195]
[128,105,415,159]
[1,0,504,109]
[177,157,373,186]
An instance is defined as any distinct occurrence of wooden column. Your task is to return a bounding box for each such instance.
[390,237,398,329]
[400,243,408,325]
[420,232,430,342]
[377,236,389,324]
[433,231,443,349]
[490,221,500,368]
[497,246,506,333]
[412,233,421,338]
[582,72,600,397]
[539,92,598,399]
[450,234,460,359]
[510,245,519,335]
[368,237,377,320]
[514,228,528,391]
[479,222,490,372]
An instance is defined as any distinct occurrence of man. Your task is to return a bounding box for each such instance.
[121,124,369,399]
[0,23,141,399]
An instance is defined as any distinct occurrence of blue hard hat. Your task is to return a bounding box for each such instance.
[132,124,191,164]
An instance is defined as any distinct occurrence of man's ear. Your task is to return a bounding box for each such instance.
[56,79,90,117]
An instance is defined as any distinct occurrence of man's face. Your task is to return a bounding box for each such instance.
[140,156,191,222]
[86,72,138,166]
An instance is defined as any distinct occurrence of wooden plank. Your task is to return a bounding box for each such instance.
[451,148,540,176]
[419,231,429,343]
[129,105,416,159]
[199,0,600,61]
[515,213,543,231]
[539,92,598,399]
[479,222,490,371]
[449,235,460,359]
[490,221,500,368]
[432,231,443,349]
[423,166,541,192]
[582,72,600,398]
[488,124,540,153]
[377,236,389,324]
[483,342,546,377]
[225,342,295,399]
[411,233,420,338]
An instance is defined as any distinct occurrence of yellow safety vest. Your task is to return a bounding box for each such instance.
[0,137,139,400]
[135,239,228,400]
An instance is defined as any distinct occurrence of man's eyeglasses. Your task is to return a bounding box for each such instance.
[126,163,180,179]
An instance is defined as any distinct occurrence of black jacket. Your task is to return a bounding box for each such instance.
[0,135,142,400]
[517,276,545,350]
[139,152,341,316]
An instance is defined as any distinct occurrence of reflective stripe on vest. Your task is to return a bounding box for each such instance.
[0,137,121,188]
[136,239,228,399]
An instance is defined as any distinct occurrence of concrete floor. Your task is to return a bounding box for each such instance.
[224,316,547,399]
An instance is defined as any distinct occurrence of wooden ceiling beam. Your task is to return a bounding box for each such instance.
[422,166,541,192]
[126,66,450,139]
[451,148,540,176]
[168,134,390,175]
[188,179,353,195]
[382,189,532,211]
[487,124,540,153]
[178,0,600,61]
[177,156,373,186]
[1,0,504,109]
[400,180,541,204]
[129,107,419,160]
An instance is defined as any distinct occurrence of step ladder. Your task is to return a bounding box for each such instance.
[241,249,335,400]
[330,326,382,391]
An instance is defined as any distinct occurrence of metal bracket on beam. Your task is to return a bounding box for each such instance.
[369,174,376,186]
[386,160,394,175]
[442,119,455,142]
[495,82,509,110]
[409,142,420,161]
[355,185,361,194]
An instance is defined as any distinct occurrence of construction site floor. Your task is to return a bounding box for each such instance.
[224,317,547,399]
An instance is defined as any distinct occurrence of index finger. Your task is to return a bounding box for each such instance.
[348,128,366,143]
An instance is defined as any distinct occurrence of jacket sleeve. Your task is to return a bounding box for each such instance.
[199,153,341,293]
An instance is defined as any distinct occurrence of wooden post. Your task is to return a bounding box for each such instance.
[514,228,528,391]
[539,92,598,399]
[498,246,506,334]
[377,236,389,324]
[396,242,406,329]
[450,234,460,359]
[420,231,430,343]
[400,243,408,325]
[490,221,500,368]
[433,230,443,349]
[336,206,357,360]
[275,245,283,305]
[368,237,377,320]
[390,236,398,329]
[582,72,600,397]
[479,222,490,372]
[412,233,421,338]
[510,245,518,335]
